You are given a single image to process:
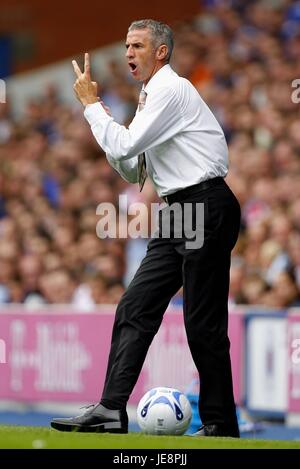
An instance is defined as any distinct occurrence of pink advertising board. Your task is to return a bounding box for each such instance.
[0,307,243,404]
[288,309,300,413]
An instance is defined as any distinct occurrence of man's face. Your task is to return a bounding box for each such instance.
[126,28,162,84]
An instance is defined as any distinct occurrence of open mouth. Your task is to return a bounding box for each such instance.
[128,62,137,72]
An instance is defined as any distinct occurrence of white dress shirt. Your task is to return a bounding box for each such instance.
[84,64,228,197]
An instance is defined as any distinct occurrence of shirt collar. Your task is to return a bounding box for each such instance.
[143,64,175,94]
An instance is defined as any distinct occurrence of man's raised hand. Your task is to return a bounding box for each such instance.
[72,53,98,107]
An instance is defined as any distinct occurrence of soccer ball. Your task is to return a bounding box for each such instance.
[137,387,192,435]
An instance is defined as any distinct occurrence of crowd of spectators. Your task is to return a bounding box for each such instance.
[0,0,300,308]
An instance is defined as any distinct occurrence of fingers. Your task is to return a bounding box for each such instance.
[72,60,82,78]
[84,53,91,79]
[72,54,91,79]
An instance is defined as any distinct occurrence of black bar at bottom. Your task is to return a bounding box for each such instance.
[0,449,297,467]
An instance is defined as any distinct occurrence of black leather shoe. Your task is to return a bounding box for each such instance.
[192,424,240,438]
[51,404,128,433]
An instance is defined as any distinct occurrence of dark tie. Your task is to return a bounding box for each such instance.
[137,90,147,191]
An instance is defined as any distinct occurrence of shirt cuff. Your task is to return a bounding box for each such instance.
[84,102,110,126]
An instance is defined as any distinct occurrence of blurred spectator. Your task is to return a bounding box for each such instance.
[241,274,267,306]
[40,269,75,304]
[19,255,44,304]
[271,270,300,308]
[229,256,246,305]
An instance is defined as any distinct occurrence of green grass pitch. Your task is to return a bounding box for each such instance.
[0,425,300,449]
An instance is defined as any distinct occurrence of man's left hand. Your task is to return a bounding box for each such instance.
[72,53,98,107]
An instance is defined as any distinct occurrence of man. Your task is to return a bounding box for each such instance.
[51,19,241,437]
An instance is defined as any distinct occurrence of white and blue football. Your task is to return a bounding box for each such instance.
[137,387,192,435]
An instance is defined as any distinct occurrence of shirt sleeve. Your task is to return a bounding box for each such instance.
[106,153,138,183]
[84,85,185,162]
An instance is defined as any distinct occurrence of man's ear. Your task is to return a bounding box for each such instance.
[156,45,168,61]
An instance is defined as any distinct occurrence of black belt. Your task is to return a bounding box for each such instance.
[163,177,224,204]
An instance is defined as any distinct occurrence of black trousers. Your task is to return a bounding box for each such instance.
[101,178,241,430]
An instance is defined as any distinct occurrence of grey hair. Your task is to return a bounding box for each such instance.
[128,19,174,62]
